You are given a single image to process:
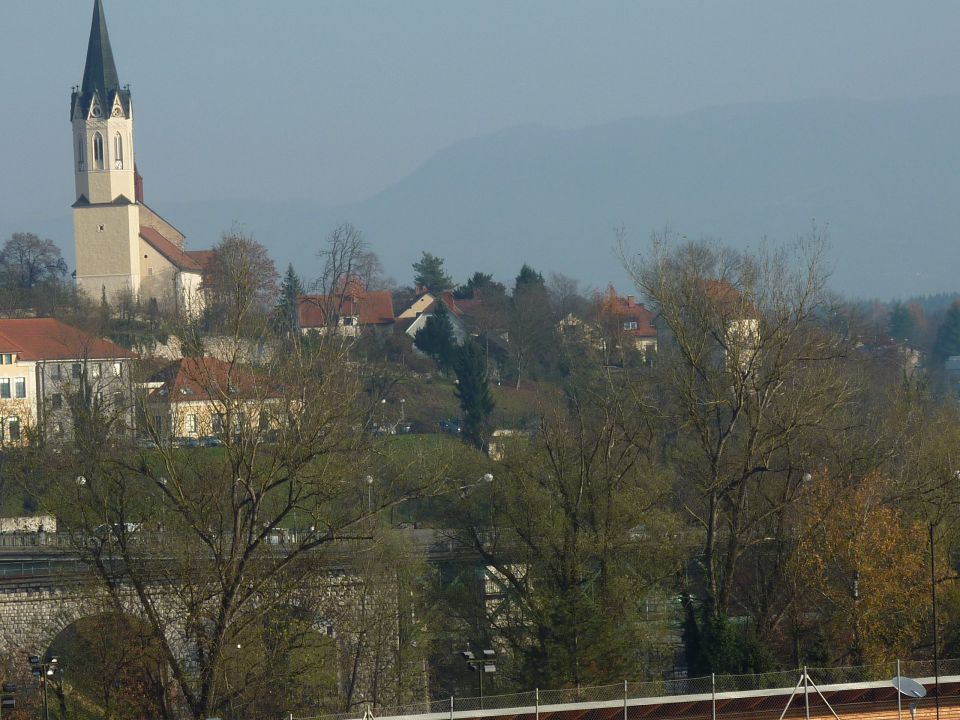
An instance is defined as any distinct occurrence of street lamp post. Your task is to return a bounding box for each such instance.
[28,655,60,720]
[365,475,374,515]
[930,522,941,720]
[460,649,496,707]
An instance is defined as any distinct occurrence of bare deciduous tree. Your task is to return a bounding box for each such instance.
[624,231,858,671]
[203,229,279,335]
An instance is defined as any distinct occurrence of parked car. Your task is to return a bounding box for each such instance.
[439,418,462,434]
[200,436,224,447]
[172,436,200,448]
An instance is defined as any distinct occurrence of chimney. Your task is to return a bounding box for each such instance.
[627,295,636,306]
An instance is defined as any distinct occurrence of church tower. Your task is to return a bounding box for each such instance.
[71,0,141,302]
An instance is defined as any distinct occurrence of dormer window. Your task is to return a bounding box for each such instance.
[92,133,104,170]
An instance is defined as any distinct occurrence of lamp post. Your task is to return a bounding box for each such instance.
[365,475,374,515]
[460,649,496,707]
[28,655,60,720]
[930,522,941,720]
[456,473,494,497]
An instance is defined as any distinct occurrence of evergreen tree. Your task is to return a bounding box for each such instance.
[454,271,504,300]
[414,301,456,370]
[453,340,495,449]
[935,301,960,360]
[514,263,545,294]
[412,251,453,292]
[275,263,305,335]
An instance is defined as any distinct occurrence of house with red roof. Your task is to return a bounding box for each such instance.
[142,356,279,441]
[560,288,658,361]
[0,318,135,445]
[297,284,395,337]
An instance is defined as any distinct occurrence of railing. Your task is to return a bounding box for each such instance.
[294,658,960,720]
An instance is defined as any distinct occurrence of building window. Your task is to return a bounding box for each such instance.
[93,133,104,170]
[154,415,163,434]
[52,364,62,380]
[13,378,24,399]
[213,414,225,434]
[0,379,9,399]
[72,363,82,379]
[92,363,102,379]
[259,411,269,431]
[8,417,21,443]
[77,135,85,171]
[185,414,197,435]
[624,321,638,330]
[113,391,123,406]
[52,393,63,410]
[113,362,122,377]
[114,132,124,169]
[0,354,12,365]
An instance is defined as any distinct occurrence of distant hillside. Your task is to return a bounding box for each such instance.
[15,96,960,299]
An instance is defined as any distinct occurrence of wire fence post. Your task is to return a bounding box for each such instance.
[896,659,902,720]
[449,695,454,720]
[711,673,716,720]
[624,679,628,720]
[803,666,810,720]
[535,688,539,720]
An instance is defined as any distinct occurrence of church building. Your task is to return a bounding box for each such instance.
[71,0,207,316]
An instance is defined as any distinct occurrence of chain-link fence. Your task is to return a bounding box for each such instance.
[291,658,960,720]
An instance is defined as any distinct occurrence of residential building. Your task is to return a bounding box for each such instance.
[396,291,469,345]
[71,0,207,316]
[0,318,135,445]
[560,288,658,361]
[142,356,279,440]
[298,285,395,336]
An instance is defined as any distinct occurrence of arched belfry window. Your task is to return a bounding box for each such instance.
[92,133,104,170]
[77,135,85,171]
[114,132,124,169]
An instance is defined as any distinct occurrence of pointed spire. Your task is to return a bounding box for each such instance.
[81,0,120,105]
[72,0,129,120]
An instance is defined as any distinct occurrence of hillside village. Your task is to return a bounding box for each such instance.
[4,2,960,720]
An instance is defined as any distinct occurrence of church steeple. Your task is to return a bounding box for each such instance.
[71,0,130,120]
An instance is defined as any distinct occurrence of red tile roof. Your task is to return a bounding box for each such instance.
[148,356,272,402]
[298,290,395,329]
[0,318,135,361]
[185,250,214,268]
[140,226,203,272]
[701,279,757,318]
[595,288,658,338]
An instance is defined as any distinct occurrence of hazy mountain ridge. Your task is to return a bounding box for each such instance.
[11,96,960,298]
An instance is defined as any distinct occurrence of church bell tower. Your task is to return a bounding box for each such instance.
[71,0,141,301]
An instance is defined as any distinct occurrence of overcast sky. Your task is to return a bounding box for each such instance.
[5,1,960,269]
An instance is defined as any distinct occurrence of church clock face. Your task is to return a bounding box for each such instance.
[115,159,123,169]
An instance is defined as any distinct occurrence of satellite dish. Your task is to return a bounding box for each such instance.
[892,676,927,699]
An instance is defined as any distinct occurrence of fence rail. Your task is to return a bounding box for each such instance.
[293,659,960,720]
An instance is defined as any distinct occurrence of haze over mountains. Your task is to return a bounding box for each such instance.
[13,95,960,300]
